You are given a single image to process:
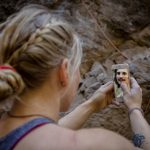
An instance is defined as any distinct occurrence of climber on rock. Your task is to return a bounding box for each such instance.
[0,4,149,150]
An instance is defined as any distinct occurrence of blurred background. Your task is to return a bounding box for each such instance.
[0,0,150,139]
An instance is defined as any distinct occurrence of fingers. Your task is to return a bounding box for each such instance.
[112,100,120,106]
[107,93,113,104]
[120,81,130,95]
[130,77,140,89]
[100,81,113,93]
[102,81,113,87]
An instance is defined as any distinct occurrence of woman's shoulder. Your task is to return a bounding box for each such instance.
[14,123,137,150]
[14,123,76,150]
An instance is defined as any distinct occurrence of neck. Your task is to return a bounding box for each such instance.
[10,87,61,122]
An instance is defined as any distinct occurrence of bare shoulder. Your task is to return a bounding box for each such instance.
[15,124,137,150]
[75,128,138,150]
[15,123,77,150]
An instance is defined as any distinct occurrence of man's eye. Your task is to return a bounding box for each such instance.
[123,72,127,75]
[117,72,120,75]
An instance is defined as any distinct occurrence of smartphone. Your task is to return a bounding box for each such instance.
[111,63,130,102]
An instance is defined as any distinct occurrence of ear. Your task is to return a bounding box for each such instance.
[59,58,69,87]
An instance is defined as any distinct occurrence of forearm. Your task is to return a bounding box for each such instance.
[58,81,113,129]
[129,109,150,150]
[58,100,96,129]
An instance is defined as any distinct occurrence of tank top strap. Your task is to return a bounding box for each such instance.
[0,117,55,150]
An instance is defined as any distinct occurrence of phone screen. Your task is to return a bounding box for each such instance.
[112,64,130,102]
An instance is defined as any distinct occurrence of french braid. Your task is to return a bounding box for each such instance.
[0,4,82,111]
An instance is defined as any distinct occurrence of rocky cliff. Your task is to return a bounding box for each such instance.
[0,0,150,139]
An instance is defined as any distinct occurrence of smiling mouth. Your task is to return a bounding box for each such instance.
[118,78,126,82]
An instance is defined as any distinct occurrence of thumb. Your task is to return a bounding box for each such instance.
[120,82,130,95]
[100,81,113,93]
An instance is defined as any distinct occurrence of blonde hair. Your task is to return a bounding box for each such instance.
[0,4,82,108]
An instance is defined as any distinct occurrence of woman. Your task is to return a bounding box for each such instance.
[0,4,146,150]
[114,68,130,99]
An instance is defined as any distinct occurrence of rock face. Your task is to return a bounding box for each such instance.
[0,0,150,139]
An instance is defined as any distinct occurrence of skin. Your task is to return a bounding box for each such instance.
[59,81,113,129]
[121,78,150,150]
[116,69,130,88]
[0,59,141,150]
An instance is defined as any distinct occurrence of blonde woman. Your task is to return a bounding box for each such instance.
[0,4,146,150]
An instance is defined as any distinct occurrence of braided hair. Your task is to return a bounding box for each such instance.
[0,4,82,110]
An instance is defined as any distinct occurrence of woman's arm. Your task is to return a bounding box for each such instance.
[58,99,96,129]
[121,77,150,150]
[129,109,150,149]
[58,81,113,129]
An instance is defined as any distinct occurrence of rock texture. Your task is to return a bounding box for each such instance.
[0,0,150,139]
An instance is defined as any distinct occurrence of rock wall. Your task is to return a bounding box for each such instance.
[0,0,150,139]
